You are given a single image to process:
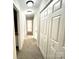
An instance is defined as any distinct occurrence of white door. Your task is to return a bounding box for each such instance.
[47,0,65,59]
[39,8,49,59]
[39,0,65,59]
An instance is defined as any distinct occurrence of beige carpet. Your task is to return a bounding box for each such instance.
[17,37,44,59]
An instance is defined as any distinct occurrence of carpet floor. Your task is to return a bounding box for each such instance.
[17,37,44,59]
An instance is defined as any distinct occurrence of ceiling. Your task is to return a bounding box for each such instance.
[13,0,42,19]
[14,0,42,13]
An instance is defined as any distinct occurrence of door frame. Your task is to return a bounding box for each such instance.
[13,4,20,50]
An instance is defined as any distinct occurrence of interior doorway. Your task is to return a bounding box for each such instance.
[13,5,19,52]
[27,19,33,35]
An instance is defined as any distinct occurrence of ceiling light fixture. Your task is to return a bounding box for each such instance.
[26,0,34,7]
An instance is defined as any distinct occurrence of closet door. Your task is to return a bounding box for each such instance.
[39,9,48,59]
[47,0,65,59]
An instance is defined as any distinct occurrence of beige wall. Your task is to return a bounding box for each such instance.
[13,2,27,59]
[0,0,16,59]
[18,11,27,50]
[14,1,27,50]
[33,13,39,40]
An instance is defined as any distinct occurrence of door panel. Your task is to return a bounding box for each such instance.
[47,0,65,59]
[51,16,60,41]
[39,9,48,59]
[53,0,62,12]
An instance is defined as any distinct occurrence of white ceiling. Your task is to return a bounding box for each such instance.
[14,0,42,13]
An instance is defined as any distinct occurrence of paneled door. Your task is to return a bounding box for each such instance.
[47,0,65,59]
[39,7,49,59]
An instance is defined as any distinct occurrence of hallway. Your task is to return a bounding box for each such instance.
[17,36,44,59]
[13,0,65,59]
